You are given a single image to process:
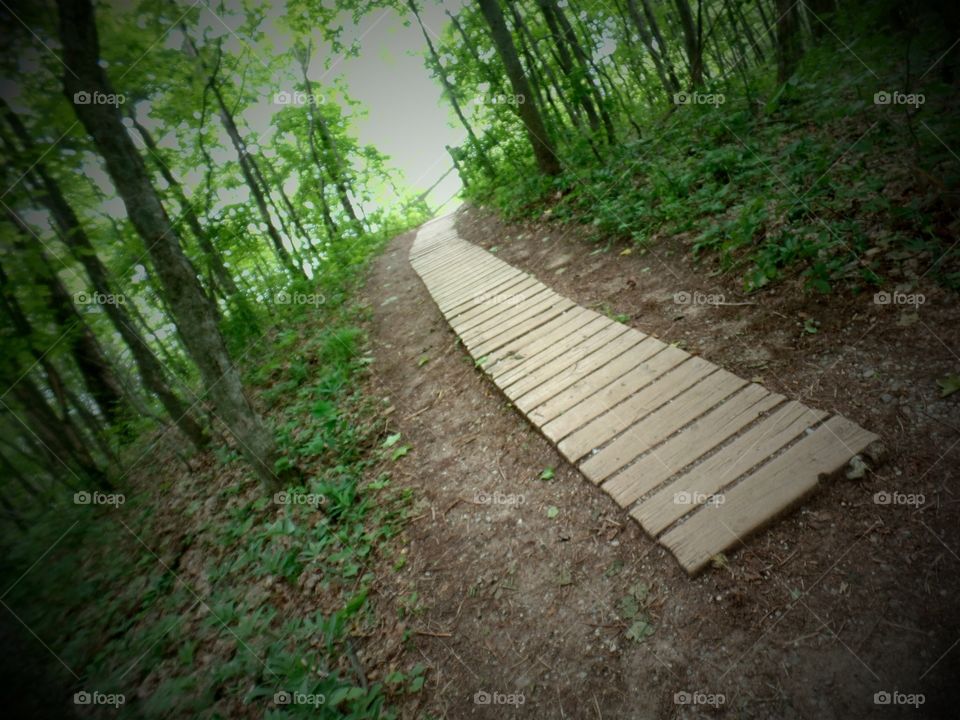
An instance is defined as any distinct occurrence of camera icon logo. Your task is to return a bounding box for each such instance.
[275,291,291,305]
[73,90,91,105]
[673,92,690,105]
[674,691,692,704]
[873,91,891,105]
[74,491,92,505]
[73,691,92,705]
[874,690,892,705]
[274,690,292,705]
[474,690,491,705]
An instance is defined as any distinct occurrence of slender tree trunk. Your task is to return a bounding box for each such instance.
[673,0,704,87]
[0,450,40,499]
[477,0,561,176]
[775,0,802,82]
[408,0,496,178]
[625,0,679,97]
[1,103,211,451]
[128,113,239,297]
[295,52,364,235]
[546,0,616,143]
[10,374,105,487]
[58,0,288,488]
[1,210,127,424]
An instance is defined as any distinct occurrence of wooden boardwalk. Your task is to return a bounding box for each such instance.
[409,215,880,575]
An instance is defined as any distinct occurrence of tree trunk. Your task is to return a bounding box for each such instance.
[775,0,802,82]
[127,112,239,297]
[477,0,561,176]
[544,0,616,144]
[673,0,704,87]
[1,101,211,451]
[57,0,288,488]
[408,0,496,178]
[295,51,364,235]
[625,0,679,97]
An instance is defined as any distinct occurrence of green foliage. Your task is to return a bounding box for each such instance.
[439,0,958,294]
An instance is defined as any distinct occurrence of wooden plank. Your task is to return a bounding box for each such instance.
[555,357,715,462]
[520,336,670,419]
[441,275,534,321]
[580,369,748,485]
[423,248,501,284]
[415,246,482,277]
[632,400,827,537]
[600,385,780,507]
[659,415,880,575]
[485,310,602,378]
[429,258,511,301]
[453,284,553,336]
[497,321,632,392]
[461,291,562,346]
[445,273,537,320]
[502,324,639,401]
[532,346,689,438]
[470,299,578,358]
[412,243,470,272]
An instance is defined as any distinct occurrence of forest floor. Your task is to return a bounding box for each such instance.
[357,205,960,719]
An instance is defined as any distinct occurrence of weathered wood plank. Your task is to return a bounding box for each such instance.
[659,415,880,575]
[580,369,748,485]
[632,400,828,537]
[520,336,669,420]
[600,385,780,506]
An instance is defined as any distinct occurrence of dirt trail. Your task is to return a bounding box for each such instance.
[358,211,959,719]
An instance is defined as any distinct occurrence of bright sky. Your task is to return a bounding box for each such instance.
[333,2,467,215]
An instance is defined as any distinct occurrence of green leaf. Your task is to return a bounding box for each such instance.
[937,373,960,398]
[539,467,555,481]
[626,618,654,643]
[417,355,430,367]
[382,433,401,448]
[391,445,411,461]
[618,594,639,619]
[409,675,425,693]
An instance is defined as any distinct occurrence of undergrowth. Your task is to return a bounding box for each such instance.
[469,4,959,294]
[0,237,421,718]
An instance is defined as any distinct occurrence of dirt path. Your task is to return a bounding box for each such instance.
[359,212,959,719]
